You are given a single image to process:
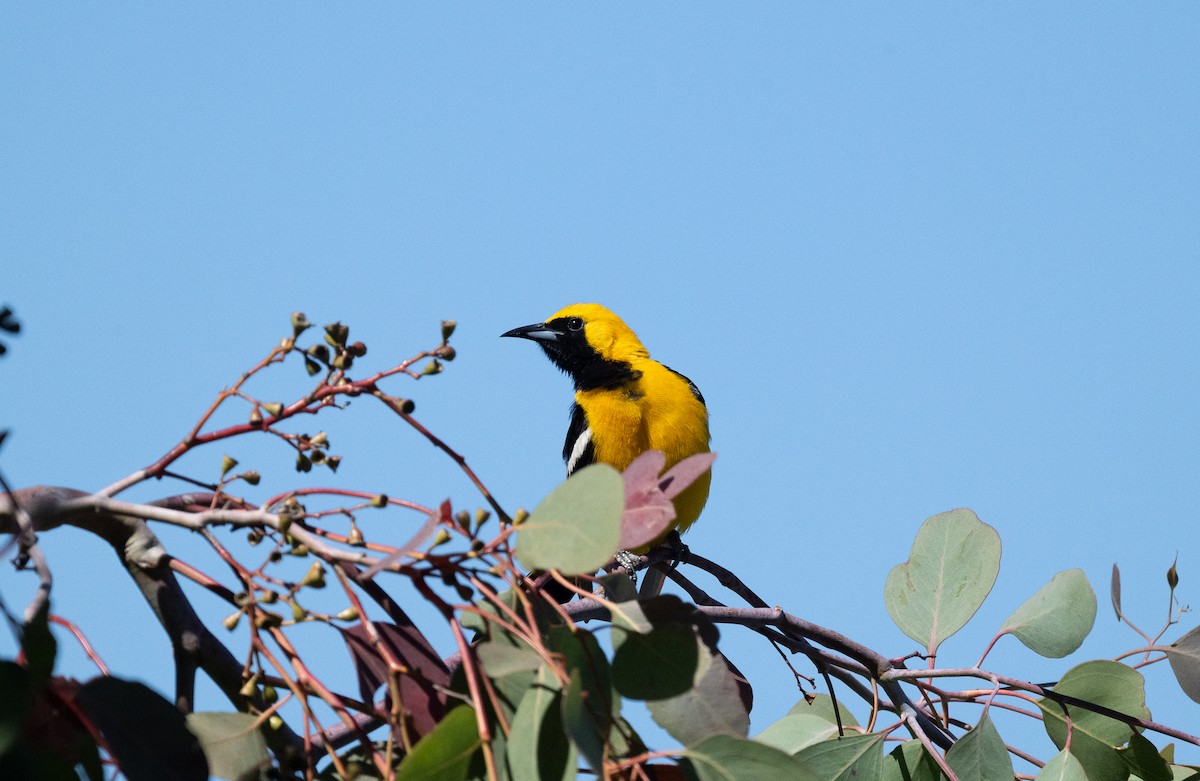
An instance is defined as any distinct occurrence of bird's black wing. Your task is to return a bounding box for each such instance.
[563,402,595,476]
[664,366,706,406]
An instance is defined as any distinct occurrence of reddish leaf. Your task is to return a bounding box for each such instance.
[340,621,450,738]
[620,452,675,550]
[658,452,717,500]
[619,451,716,550]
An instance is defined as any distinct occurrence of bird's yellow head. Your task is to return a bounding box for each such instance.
[502,303,648,389]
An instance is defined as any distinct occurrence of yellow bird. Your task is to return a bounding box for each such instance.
[503,304,712,589]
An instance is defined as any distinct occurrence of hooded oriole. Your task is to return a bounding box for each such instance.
[502,303,712,575]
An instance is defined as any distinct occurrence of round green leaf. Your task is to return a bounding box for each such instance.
[1000,569,1096,657]
[683,734,816,781]
[612,621,699,700]
[517,464,624,574]
[884,508,1000,653]
[648,647,750,745]
[1037,660,1150,781]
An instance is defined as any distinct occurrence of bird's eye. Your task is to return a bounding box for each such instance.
[566,317,584,332]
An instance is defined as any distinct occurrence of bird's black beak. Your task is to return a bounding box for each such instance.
[501,322,562,343]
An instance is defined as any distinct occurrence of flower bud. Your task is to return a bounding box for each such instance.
[300,561,326,589]
[370,494,389,508]
[441,320,457,341]
[335,607,359,622]
[263,402,284,417]
[242,470,261,486]
[221,455,239,476]
[347,525,365,546]
[291,312,312,336]
[223,611,242,631]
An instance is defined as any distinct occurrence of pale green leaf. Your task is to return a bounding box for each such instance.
[1035,749,1088,781]
[793,732,885,779]
[1164,625,1200,704]
[785,693,860,728]
[884,508,1000,653]
[883,739,942,781]
[648,645,750,744]
[396,705,480,781]
[517,464,623,574]
[754,714,840,755]
[185,712,269,781]
[506,667,575,781]
[946,712,1014,780]
[1000,569,1096,657]
[1038,660,1150,781]
[683,734,816,781]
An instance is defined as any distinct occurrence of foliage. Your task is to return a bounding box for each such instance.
[1,314,1198,780]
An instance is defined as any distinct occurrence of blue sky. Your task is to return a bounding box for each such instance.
[2,3,1198,770]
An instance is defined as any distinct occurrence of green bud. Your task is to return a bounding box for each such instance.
[295,453,312,473]
[393,398,415,414]
[247,528,264,545]
[512,508,530,525]
[474,508,491,530]
[325,455,341,472]
[256,611,283,629]
[1168,557,1180,590]
[263,402,284,417]
[347,525,365,546]
[262,685,278,704]
[310,449,326,464]
[455,510,470,529]
[221,454,238,476]
[324,321,350,346]
[348,341,367,357]
[249,408,263,426]
[300,561,326,588]
[370,494,389,508]
[277,514,293,535]
[307,344,330,363]
[304,357,320,376]
[222,611,242,631]
[441,320,457,341]
[291,312,312,337]
[288,543,309,557]
[291,601,307,622]
[431,529,451,548]
[310,432,328,448]
[234,592,253,607]
[260,590,279,604]
[421,359,442,376]
[242,470,261,486]
[438,345,456,361]
[268,715,284,731]
[239,673,260,698]
[335,607,359,622]
[332,353,352,370]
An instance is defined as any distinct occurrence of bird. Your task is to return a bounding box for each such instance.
[502,303,711,594]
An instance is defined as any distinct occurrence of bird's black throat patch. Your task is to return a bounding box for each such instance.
[538,316,641,392]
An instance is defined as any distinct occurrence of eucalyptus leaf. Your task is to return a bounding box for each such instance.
[185,713,269,781]
[945,713,1014,780]
[999,569,1096,657]
[517,465,624,574]
[1035,749,1088,781]
[1038,660,1150,781]
[793,732,885,779]
[1164,625,1200,704]
[682,734,816,781]
[884,509,1000,653]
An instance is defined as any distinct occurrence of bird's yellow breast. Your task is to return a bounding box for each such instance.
[576,359,711,537]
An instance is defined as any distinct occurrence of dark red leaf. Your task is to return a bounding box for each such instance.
[658,452,717,500]
[339,621,450,738]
